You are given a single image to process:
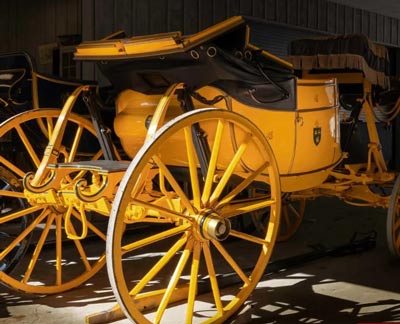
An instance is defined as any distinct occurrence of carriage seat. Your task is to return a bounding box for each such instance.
[0,68,28,104]
[0,52,34,106]
[288,34,390,89]
[0,51,99,113]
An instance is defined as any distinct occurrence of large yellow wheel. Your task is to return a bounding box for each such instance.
[0,109,106,294]
[387,174,400,257]
[107,108,281,323]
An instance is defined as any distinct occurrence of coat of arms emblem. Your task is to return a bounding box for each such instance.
[313,127,321,146]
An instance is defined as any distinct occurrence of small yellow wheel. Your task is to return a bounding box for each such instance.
[0,109,106,294]
[107,108,281,323]
[387,174,400,257]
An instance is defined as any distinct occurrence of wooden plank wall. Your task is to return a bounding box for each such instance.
[1,0,398,75]
[79,0,400,81]
[0,0,81,73]
[82,0,400,47]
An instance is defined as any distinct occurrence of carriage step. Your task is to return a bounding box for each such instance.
[48,160,130,173]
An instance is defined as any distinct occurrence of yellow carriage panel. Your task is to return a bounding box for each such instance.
[281,79,341,191]
[113,85,295,180]
[194,86,297,178]
[113,81,341,193]
[197,82,341,192]
[114,89,182,158]
[297,79,337,109]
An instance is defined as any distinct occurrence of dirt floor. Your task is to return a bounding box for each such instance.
[1,197,400,324]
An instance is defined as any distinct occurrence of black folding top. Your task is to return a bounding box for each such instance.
[75,16,296,110]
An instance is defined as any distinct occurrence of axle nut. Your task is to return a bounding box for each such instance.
[199,212,231,241]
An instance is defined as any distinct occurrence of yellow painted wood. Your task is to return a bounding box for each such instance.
[113,80,341,192]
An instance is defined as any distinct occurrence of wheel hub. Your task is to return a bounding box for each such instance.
[198,209,231,241]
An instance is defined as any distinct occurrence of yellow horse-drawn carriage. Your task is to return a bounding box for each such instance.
[0,16,398,323]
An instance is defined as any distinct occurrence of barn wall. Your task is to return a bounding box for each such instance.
[0,0,81,73]
[1,0,399,74]
[80,0,400,81]
[82,0,400,47]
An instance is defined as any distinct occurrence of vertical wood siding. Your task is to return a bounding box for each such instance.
[77,0,400,81]
[1,0,400,76]
[0,1,11,52]
[0,0,81,52]
[1,0,399,54]
[83,0,400,48]
[0,0,81,73]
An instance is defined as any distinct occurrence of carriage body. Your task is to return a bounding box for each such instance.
[113,81,341,192]
[75,17,345,322]
[77,16,342,193]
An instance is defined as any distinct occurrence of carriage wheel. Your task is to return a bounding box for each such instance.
[107,108,281,323]
[0,166,31,274]
[251,195,305,242]
[386,173,400,257]
[0,109,106,294]
[278,197,305,241]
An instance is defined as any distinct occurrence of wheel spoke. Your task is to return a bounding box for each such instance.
[45,117,55,138]
[122,224,190,254]
[55,214,62,286]
[394,218,400,232]
[202,242,223,315]
[288,203,302,219]
[15,125,41,168]
[155,239,194,323]
[251,212,266,234]
[133,286,189,311]
[277,199,305,242]
[129,233,188,296]
[130,198,189,222]
[23,213,56,283]
[0,208,49,260]
[152,155,195,214]
[395,230,400,248]
[209,133,252,203]
[0,205,42,224]
[282,207,290,227]
[216,161,270,207]
[186,241,201,323]
[211,240,250,286]
[230,229,270,245]
[220,197,275,218]
[0,155,26,178]
[0,189,25,198]
[184,127,201,210]
[130,167,153,200]
[201,120,224,204]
